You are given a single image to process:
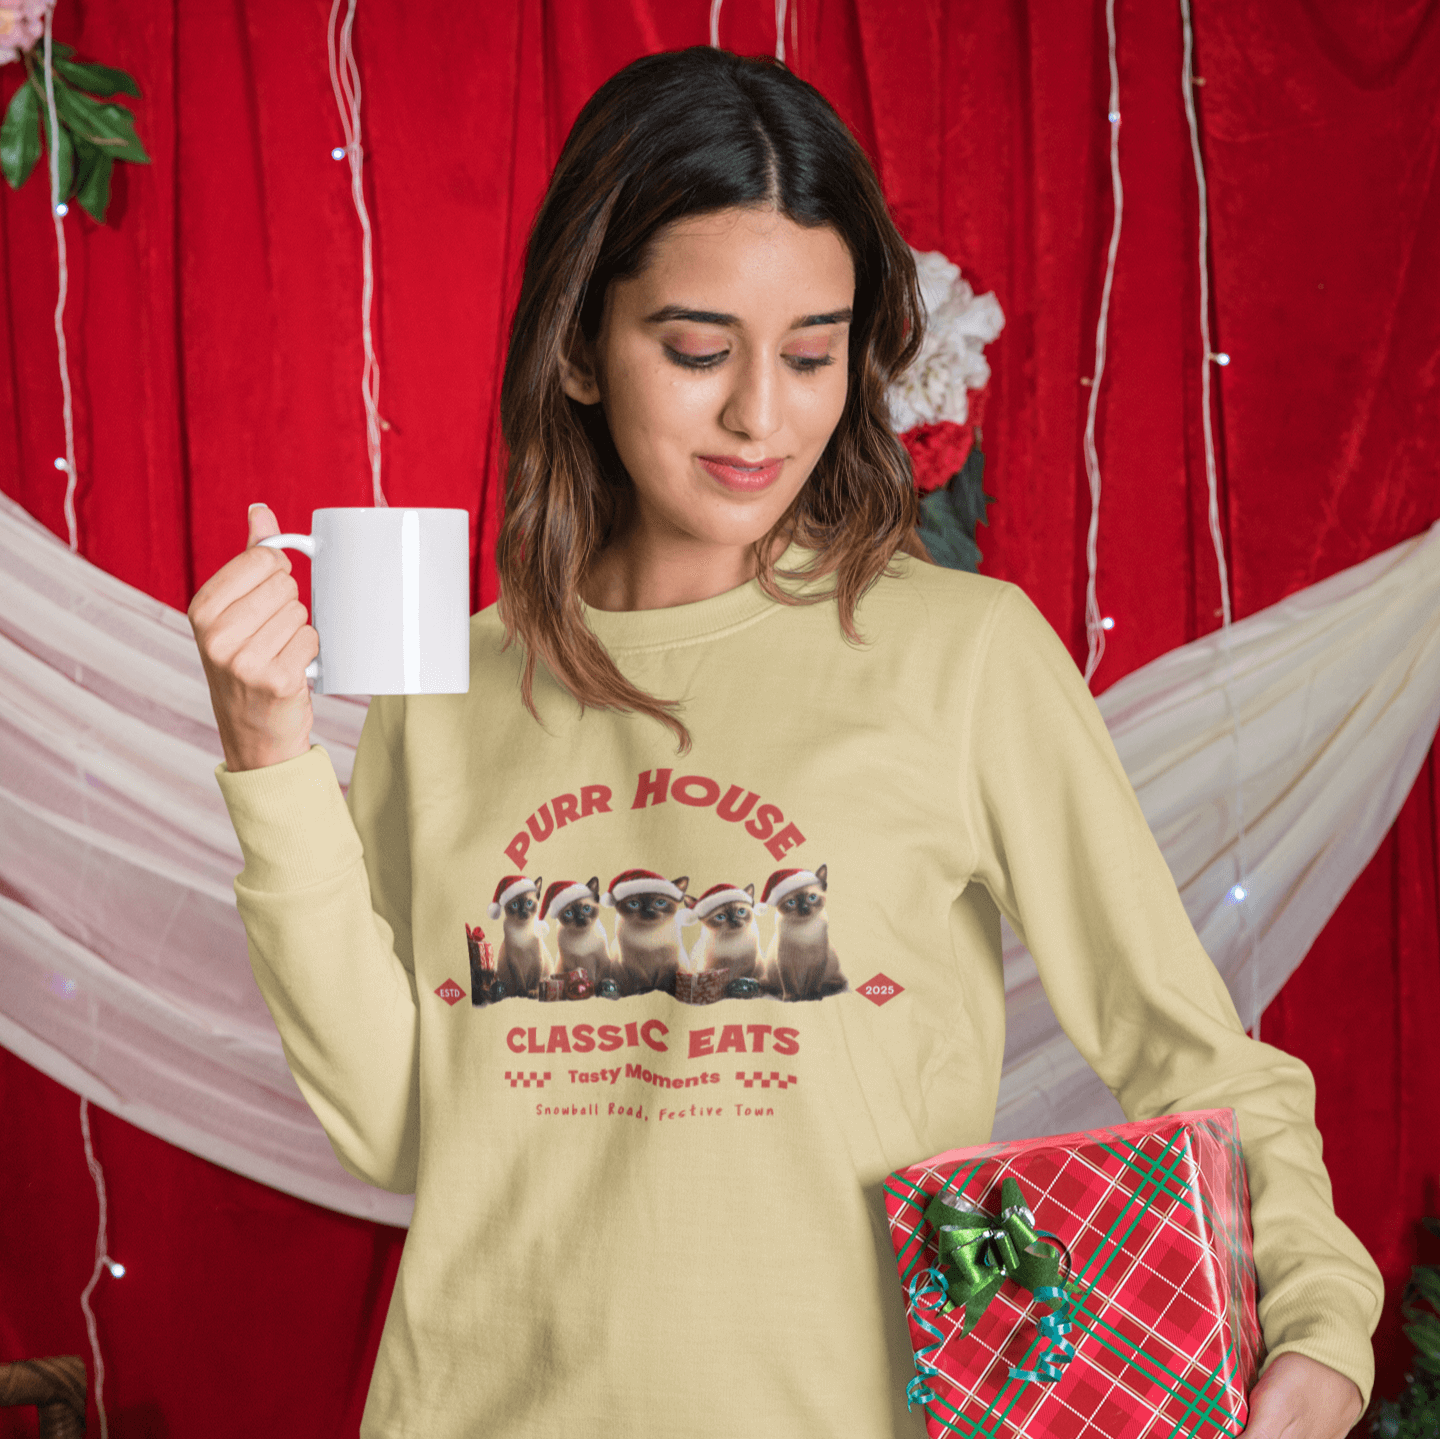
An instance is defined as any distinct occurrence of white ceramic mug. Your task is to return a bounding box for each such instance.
[259,508,470,695]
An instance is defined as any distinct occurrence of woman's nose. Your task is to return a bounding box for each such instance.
[720,353,781,442]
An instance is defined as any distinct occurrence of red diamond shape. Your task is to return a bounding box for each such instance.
[857,972,903,1007]
[435,979,466,1006]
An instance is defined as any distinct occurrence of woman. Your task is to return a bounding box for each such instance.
[190,46,1377,1439]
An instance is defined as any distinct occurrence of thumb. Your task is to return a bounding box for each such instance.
[246,502,281,550]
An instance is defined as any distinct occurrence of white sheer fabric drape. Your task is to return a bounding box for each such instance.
[3,489,1438,1219]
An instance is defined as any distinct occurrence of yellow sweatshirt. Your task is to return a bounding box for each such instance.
[217,556,1381,1438]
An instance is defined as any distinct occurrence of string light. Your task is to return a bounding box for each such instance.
[1101,616,1116,631]
[709,0,795,63]
[41,9,78,553]
[79,1098,114,1439]
[327,0,386,507]
[1180,0,1256,1035]
[1081,0,1124,686]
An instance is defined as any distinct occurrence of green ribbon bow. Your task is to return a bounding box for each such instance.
[905,1175,1077,1409]
[924,1175,1067,1335]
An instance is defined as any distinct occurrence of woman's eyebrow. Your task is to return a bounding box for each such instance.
[643,305,853,328]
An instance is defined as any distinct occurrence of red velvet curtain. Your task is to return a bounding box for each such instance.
[2,0,1437,1431]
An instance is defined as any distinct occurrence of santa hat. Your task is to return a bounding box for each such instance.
[487,875,537,919]
[602,869,687,907]
[682,883,754,927]
[757,869,819,911]
[543,880,595,922]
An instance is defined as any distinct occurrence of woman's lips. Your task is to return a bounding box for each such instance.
[696,456,785,492]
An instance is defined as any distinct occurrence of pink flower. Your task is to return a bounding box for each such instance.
[0,0,56,67]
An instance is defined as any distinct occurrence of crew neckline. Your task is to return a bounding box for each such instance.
[581,544,821,652]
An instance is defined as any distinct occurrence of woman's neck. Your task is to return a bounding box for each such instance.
[583,528,786,612]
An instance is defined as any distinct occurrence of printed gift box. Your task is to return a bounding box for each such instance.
[675,968,730,1005]
[884,1109,1262,1439]
[465,923,496,1006]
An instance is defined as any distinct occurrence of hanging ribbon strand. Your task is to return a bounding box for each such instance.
[708,0,794,64]
[1081,0,1124,685]
[1179,0,1257,1033]
[41,10,78,551]
[327,0,386,507]
[79,1098,117,1439]
[1180,0,1231,633]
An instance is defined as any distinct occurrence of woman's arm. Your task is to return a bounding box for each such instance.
[959,584,1382,1412]
[216,718,421,1193]
[193,507,420,1192]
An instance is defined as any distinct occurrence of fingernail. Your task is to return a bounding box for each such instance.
[248,502,270,515]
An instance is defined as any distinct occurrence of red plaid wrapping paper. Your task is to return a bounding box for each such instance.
[884,1109,1262,1439]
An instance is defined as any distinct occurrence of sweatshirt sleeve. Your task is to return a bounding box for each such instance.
[960,583,1383,1405]
[216,697,419,1194]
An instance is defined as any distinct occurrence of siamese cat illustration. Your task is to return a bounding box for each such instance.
[604,870,690,995]
[686,883,763,981]
[761,865,847,1001]
[545,877,615,983]
[490,876,552,998]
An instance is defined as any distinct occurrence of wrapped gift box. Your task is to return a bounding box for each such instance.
[674,967,730,1004]
[465,923,495,1007]
[884,1109,1262,1439]
[537,976,566,1002]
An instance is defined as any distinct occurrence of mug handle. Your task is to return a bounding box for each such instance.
[257,533,321,682]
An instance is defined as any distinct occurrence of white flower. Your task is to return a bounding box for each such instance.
[0,0,55,66]
[888,247,1006,433]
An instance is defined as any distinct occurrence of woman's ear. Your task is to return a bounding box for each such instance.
[559,331,602,405]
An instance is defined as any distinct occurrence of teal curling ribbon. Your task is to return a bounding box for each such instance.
[1007,1282,1076,1383]
[910,1175,1076,1392]
[904,1262,951,1409]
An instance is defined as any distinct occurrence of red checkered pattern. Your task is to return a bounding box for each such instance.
[503,1071,552,1089]
[883,1110,1262,1439]
[735,1071,798,1089]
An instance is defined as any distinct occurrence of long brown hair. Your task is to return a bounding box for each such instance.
[497,46,925,748]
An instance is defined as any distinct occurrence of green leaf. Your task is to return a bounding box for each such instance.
[53,57,141,99]
[1408,1266,1440,1312]
[52,84,149,165]
[1403,1311,1440,1361]
[916,444,994,575]
[0,79,41,189]
[73,143,113,222]
[918,488,984,573]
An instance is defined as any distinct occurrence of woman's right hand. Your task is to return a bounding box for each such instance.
[188,504,321,772]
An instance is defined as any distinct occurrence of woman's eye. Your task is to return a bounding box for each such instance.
[664,346,728,370]
[787,354,835,373]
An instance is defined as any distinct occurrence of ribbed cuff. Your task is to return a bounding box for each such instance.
[1259,1272,1379,1409]
[215,745,364,891]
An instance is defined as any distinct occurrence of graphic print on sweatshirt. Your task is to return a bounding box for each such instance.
[462,766,849,1007]
[440,765,889,1129]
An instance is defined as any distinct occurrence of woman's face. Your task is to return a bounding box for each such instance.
[565,206,855,558]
